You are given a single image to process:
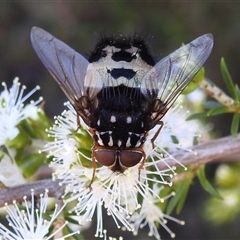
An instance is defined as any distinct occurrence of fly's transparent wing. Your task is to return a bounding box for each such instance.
[141,34,214,109]
[30,27,103,103]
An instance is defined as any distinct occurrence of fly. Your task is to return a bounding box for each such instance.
[30,27,213,186]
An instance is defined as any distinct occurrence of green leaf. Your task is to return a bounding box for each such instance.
[65,225,84,240]
[176,180,191,214]
[186,112,208,120]
[182,59,205,95]
[231,112,240,137]
[74,131,93,150]
[234,84,240,103]
[19,110,53,141]
[27,111,53,140]
[220,58,236,99]
[0,152,4,162]
[20,119,39,139]
[64,215,80,225]
[17,153,46,177]
[192,67,205,83]
[197,165,222,200]
[78,148,92,168]
[170,135,179,144]
[166,179,191,215]
[182,81,198,94]
[6,130,31,149]
[207,105,229,116]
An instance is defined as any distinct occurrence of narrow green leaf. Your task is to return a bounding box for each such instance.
[171,135,179,144]
[20,120,35,138]
[186,112,208,121]
[176,180,191,214]
[166,179,190,215]
[17,153,45,177]
[64,215,80,225]
[0,152,4,162]
[207,105,229,116]
[74,131,93,150]
[182,81,198,94]
[65,225,85,240]
[197,165,222,200]
[19,111,53,141]
[234,84,240,103]
[231,112,240,137]
[182,64,205,94]
[6,130,31,149]
[220,58,236,98]
[193,67,205,83]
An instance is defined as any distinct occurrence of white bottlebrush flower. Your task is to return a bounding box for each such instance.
[44,109,80,170]
[131,184,185,240]
[0,78,43,187]
[0,77,41,146]
[65,165,172,238]
[44,100,199,239]
[144,102,200,176]
[0,189,79,240]
[0,149,26,187]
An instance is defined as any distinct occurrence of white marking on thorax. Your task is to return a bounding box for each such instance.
[126,136,131,147]
[135,141,142,148]
[91,63,152,88]
[136,133,145,147]
[108,135,113,147]
[95,131,104,146]
[91,45,153,88]
[118,140,122,147]
[126,116,132,124]
[110,115,116,123]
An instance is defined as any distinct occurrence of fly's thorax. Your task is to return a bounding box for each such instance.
[86,36,155,149]
[88,36,155,89]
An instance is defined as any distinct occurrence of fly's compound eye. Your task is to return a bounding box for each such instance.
[119,150,143,168]
[94,148,143,170]
[94,149,116,167]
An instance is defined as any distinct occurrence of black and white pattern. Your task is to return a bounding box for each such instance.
[87,37,155,150]
[30,27,213,172]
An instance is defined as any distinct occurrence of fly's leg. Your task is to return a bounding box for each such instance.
[86,148,97,191]
[75,114,82,132]
[137,148,146,181]
[150,121,163,149]
[84,129,99,190]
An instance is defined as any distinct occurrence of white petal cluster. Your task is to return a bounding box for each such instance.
[131,184,185,240]
[0,189,79,240]
[0,78,41,146]
[0,78,42,187]
[0,150,26,187]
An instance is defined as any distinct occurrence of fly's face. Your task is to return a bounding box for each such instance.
[93,145,145,173]
[31,27,213,182]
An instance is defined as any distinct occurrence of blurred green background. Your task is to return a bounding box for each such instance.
[0,1,240,240]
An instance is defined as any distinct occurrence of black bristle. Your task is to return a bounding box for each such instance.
[88,34,155,66]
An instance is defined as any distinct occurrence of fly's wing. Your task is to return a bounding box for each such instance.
[30,27,103,103]
[141,34,214,109]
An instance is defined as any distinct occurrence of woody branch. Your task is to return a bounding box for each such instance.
[0,133,240,207]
